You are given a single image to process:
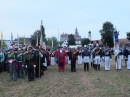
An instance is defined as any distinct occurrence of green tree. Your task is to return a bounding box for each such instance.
[46,37,58,47]
[99,21,116,47]
[67,34,76,45]
[81,38,90,46]
[31,30,41,47]
[126,32,130,41]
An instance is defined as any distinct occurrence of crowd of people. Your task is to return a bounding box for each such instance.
[0,42,130,82]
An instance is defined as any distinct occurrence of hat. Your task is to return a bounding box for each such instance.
[22,47,26,50]
[10,46,14,50]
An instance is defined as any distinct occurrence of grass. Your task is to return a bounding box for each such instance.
[0,60,130,97]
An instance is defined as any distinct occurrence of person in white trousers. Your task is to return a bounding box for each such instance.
[125,44,130,70]
[115,49,123,70]
[50,51,55,65]
[104,46,112,71]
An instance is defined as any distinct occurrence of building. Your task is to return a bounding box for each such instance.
[92,38,129,46]
[60,27,82,47]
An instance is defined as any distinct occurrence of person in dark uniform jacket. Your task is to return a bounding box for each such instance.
[69,48,79,72]
[25,46,36,81]
[93,44,102,71]
[35,45,40,78]
[82,46,91,71]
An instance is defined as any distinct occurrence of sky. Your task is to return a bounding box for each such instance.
[0,0,130,41]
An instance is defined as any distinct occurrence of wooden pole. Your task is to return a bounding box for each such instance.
[38,56,40,78]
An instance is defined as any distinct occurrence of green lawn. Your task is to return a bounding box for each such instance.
[0,60,130,97]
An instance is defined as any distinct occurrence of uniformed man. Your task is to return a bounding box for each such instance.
[77,47,82,65]
[104,46,112,71]
[82,46,91,71]
[93,44,102,71]
[7,46,17,81]
[40,47,47,76]
[69,48,78,72]
[22,47,27,76]
[35,45,40,78]
[25,46,36,81]
[50,50,55,65]
[115,45,123,70]
[16,48,24,78]
[124,44,130,70]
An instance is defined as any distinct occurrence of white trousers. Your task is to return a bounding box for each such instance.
[83,56,90,63]
[104,56,110,70]
[67,56,71,65]
[51,57,55,65]
[100,57,105,67]
[95,56,101,65]
[116,55,122,69]
[127,55,130,69]
[78,55,82,64]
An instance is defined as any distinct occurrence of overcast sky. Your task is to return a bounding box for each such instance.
[0,0,130,41]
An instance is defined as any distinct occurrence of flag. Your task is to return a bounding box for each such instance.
[11,32,13,45]
[36,32,38,45]
[24,34,25,45]
[30,35,32,46]
[1,31,3,46]
[40,22,46,50]
[113,30,119,48]
[17,34,19,48]
[52,39,53,48]
[113,30,118,42]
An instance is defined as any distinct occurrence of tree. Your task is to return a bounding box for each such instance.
[46,37,58,48]
[67,34,76,45]
[99,21,116,47]
[31,30,41,47]
[126,32,130,41]
[81,38,90,46]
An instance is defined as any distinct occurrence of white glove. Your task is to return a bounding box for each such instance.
[22,65,24,67]
[9,60,12,63]
[39,52,43,57]
[26,65,27,68]
[34,65,36,67]
[110,59,112,61]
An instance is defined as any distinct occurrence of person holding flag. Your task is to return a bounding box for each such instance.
[113,29,123,70]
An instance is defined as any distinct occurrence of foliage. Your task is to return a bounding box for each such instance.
[81,38,90,46]
[67,34,76,45]
[99,21,116,47]
[31,30,41,47]
[46,36,58,49]
[126,32,130,41]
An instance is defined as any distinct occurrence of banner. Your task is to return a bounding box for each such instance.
[113,30,119,56]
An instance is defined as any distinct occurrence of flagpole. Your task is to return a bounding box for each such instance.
[52,38,53,48]
[37,30,38,45]
[58,29,59,46]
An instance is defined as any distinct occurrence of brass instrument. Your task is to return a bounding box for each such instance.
[26,54,30,61]
[91,47,97,54]
[72,50,78,59]
[95,48,100,55]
